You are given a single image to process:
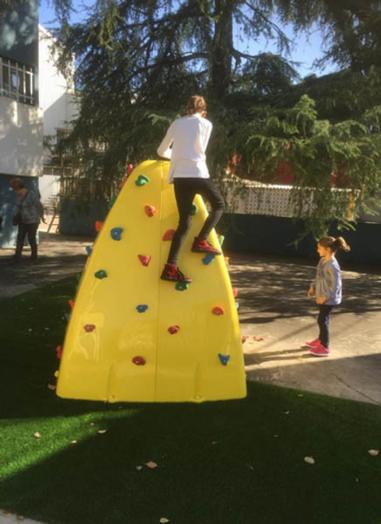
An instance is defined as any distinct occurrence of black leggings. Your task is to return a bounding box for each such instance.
[167,177,225,264]
[15,222,39,259]
[317,305,334,348]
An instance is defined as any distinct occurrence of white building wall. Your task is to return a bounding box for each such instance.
[0,96,43,177]
[38,25,77,137]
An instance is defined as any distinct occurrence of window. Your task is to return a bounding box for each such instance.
[0,56,35,105]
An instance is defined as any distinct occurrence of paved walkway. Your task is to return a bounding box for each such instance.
[1,233,380,406]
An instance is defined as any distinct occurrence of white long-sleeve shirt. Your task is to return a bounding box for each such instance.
[157,113,213,182]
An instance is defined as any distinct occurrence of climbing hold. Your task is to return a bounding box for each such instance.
[136,304,148,313]
[127,163,134,175]
[218,354,230,366]
[110,227,124,241]
[132,356,146,366]
[236,301,240,310]
[68,299,75,309]
[233,288,238,298]
[138,255,151,267]
[108,196,117,209]
[202,253,215,265]
[190,204,197,215]
[56,345,63,359]
[135,174,149,186]
[212,306,225,316]
[84,324,96,333]
[162,229,175,241]
[85,245,93,256]
[168,325,180,335]
[218,234,225,246]
[144,204,156,217]
[175,281,189,291]
[95,220,104,233]
[241,336,249,343]
[95,269,108,279]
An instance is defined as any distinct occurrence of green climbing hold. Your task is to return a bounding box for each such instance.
[175,281,190,291]
[135,175,150,186]
[95,270,108,279]
[190,204,197,216]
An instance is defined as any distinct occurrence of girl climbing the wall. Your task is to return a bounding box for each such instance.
[306,236,351,357]
[157,95,225,283]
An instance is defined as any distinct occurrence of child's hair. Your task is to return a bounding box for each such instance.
[186,95,207,115]
[318,236,351,253]
[9,177,25,190]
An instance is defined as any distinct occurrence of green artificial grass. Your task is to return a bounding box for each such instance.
[0,278,381,524]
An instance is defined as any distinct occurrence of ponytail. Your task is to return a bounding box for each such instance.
[318,236,351,253]
[186,95,207,116]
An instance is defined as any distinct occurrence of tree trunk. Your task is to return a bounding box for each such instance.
[209,0,233,99]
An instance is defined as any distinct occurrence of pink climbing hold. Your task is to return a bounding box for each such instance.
[132,356,146,366]
[127,163,134,175]
[233,288,238,298]
[138,254,151,266]
[84,324,96,333]
[144,205,156,217]
[162,229,175,241]
[212,306,225,316]
[56,345,63,360]
[168,325,180,335]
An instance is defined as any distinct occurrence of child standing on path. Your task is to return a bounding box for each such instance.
[306,236,351,357]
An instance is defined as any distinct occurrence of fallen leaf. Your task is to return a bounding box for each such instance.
[90,422,95,426]
[368,449,379,457]
[71,440,78,445]
[47,384,56,391]
[160,519,170,523]
[145,461,158,469]
[33,432,41,439]
[97,429,107,435]
[136,466,143,471]
[304,456,315,465]
[284,410,290,415]
[297,393,304,398]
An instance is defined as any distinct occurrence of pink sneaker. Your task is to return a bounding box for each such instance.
[304,338,320,348]
[309,344,330,357]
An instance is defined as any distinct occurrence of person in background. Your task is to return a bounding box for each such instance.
[9,177,45,264]
[157,95,224,283]
[305,236,351,357]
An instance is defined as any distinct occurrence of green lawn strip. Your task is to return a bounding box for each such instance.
[0,279,380,524]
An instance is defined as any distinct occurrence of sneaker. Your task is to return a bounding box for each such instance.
[304,338,320,348]
[309,344,330,357]
[160,264,192,283]
[191,238,221,255]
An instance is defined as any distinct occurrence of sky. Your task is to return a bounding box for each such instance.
[39,0,338,78]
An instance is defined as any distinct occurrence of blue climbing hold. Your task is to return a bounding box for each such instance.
[202,253,215,265]
[136,304,148,313]
[110,227,123,241]
[218,353,230,366]
[95,270,108,279]
[175,281,190,291]
[85,245,93,255]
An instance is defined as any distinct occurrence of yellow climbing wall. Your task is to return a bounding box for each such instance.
[56,160,247,403]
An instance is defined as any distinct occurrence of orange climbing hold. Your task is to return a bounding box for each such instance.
[162,229,175,241]
[68,299,75,309]
[212,306,225,316]
[138,254,151,266]
[95,220,104,232]
[233,288,238,298]
[144,205,156,217]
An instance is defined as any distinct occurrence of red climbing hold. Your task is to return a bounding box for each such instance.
[84,324,96,333]
[68,299,75,309]
[162,229,175,241]
[138,254,151,266]
[168,325,180,334]
[132,356,146,366]
[233,288,238,298]
[56,345,63,359]
[212,306,225,316]
[95,220,104,233]
[127,163,134,175]
[144,205,156,217]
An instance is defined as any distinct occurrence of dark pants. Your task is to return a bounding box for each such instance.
[317,305,334,348]
[167,177,225,264]
[15,222,39,260]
